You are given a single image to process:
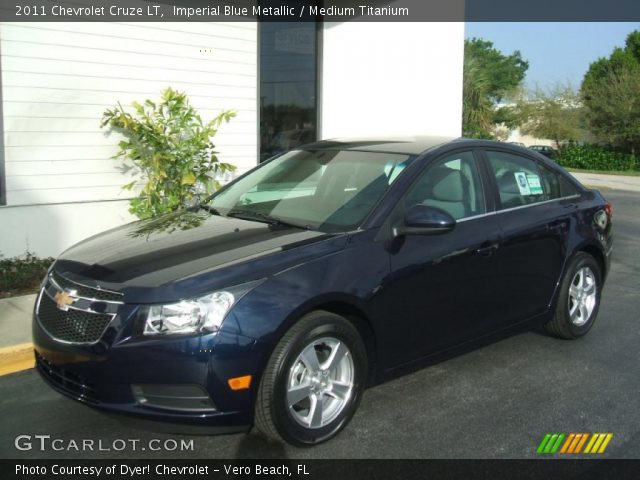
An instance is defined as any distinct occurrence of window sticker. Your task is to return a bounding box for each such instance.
[514,172,531,195]
[526,174,543,195]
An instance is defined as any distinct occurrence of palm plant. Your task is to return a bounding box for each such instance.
[463,55,494,138]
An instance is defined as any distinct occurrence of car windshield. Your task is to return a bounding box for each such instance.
[208,149,413,233]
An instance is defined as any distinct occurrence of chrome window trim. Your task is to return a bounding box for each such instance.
[456,194,581,223]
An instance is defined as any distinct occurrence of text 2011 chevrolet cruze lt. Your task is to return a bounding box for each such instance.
[33,137,613,446]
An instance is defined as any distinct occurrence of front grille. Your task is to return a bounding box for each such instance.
[51,271,123,302]
[36,352,97,403]
[37,292,113,344]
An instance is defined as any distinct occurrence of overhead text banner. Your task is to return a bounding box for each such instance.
[3,0,640,22]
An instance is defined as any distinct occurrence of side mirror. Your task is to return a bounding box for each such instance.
[394,204,456,236]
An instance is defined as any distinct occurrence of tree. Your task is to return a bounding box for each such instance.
[462,55,494,138]
[582,30,640,92]
[583,67,640,154]
[101,88,236,219]
[515,85,583,148]
[463,38,529,138]
[581,30,640,154]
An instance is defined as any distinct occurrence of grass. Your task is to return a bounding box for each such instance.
[0,253,54,299]
[566,168,640,177]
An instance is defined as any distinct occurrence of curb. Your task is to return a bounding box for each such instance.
[0,343,34,376]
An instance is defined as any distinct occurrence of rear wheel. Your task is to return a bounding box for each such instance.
[545,252,602,339]
[254,311,367,446]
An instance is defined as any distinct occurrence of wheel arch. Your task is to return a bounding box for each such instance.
[311,301,377,385]
[548,240,607,314]
[577,243,606,281]
[545,241,605,339]
[276,294,378,387]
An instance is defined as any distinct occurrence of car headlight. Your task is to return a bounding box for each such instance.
[143,280,262,336]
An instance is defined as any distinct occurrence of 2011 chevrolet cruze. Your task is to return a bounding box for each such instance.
[34,137,613,446]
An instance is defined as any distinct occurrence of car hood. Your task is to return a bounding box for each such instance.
[54,209,346,303]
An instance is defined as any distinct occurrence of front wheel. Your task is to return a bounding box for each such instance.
[545,252,602,339]
[254,311,367,446]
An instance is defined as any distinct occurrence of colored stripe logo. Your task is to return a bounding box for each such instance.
[537,433,613,454]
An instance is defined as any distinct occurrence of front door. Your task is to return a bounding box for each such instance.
[381,150,502,367]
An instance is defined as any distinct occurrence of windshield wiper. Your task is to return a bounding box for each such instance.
[226,209,310,230]
[196,203,222,216]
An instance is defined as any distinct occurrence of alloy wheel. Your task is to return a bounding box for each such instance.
[286,337,354,429]
[568,266,597,326]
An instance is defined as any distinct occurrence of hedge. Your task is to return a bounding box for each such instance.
[0,253,54,298]
[555,144,639,171]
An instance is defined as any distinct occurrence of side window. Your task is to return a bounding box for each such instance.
[538,163,580,199]
[404,151,485,220]
[486,151,546,209]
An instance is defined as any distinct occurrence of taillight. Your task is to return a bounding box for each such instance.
[594,202,613,230]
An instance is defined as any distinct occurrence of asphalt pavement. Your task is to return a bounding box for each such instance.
[1,189,638,459]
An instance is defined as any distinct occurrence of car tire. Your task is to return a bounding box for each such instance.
[545,252,602,339]
[254,310,367,446]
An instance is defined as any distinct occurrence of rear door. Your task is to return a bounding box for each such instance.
[479,149,579,327]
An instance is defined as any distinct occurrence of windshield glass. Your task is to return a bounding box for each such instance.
[209,149,413,233]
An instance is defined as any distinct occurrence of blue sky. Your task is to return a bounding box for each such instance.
[464,22,640,90]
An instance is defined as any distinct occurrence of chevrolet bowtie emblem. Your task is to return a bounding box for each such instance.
[54,290,77,311]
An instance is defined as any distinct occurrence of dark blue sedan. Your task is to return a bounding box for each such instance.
[33,137,613,446]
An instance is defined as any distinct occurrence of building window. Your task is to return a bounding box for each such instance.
[259,22,319,162]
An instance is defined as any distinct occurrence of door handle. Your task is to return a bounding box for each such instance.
[476,243,499,257]
[547,221,566,235]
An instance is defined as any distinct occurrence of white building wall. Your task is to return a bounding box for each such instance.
[0,21,258,258]
[320,22,464,139]
[505,128,556,148]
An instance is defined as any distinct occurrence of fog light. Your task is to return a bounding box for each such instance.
[131,384,216,411]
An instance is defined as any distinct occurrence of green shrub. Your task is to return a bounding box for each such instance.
[555,144,638,171]
[101,87,236,219]
[0,253,54,298]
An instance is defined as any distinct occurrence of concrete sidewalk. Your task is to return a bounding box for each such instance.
[570,171,640,192]
[0,294,35,348]
[0,294,36,375]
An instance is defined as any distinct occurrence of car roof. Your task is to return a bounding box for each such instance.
[298,136,552,156]
[300,136,461,155]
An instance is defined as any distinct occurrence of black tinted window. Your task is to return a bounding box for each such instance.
[486,151,546,209]
[260,23,318,162]
[538,163,580,199]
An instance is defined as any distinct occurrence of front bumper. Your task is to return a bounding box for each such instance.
[33,296,262,430]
